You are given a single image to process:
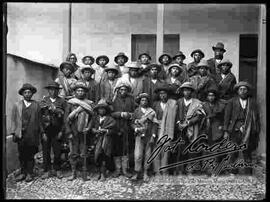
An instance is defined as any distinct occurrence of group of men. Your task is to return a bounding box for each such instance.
[10,42,260,183]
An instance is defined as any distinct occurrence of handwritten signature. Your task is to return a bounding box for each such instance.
[147,134,256,175]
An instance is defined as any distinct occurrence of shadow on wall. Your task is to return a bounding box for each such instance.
[5,54,58,174]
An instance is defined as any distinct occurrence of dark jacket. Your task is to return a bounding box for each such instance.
[215,72,237,100]
[142,77,164,105]
[40,96,66,133]
[207,58,222,76]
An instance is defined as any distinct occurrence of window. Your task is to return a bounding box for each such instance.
[131,34,180,62]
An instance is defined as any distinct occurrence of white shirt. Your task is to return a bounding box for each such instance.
[141,107,147,113]
[23,100,32,108]
[108,80,114,86]
[141,64,148,69]
[160,102,166,111]
[221,73,226,80]
[239,98,247,109]
[98,116,106,130]
[171,77,177,84]
[130,77,136,85]
[184,98,192,106]
[216,59,222,63]
[151,79,157,84]
[50,97,56,103]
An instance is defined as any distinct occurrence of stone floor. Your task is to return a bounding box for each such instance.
[5,166,266,200]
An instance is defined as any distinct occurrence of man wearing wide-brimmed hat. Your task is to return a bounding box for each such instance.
[157,53,172,80]
[115,61,144,98]
[114,52,129,77]
[187,49,205,78]
[165,63,187,100]
[99,65,120,103]
[215,59,237,101]
[91,99,116,181]
[64,81,95,181]
[131,93,159,181]
[172,51,189,82]
[207,42,227,76]
[152,83,177,176]
[55,61,77,100]
[138,52,152,77]
[82,55,95,66]
[224,81,260,175]
[78,66,98,103]
[10,83,44,182]
[142,63,165,105]
[94,55,110,83]
[111,82,136,178]
[189,59,218,101]
[174,81,205,175]
[39,81,66,180]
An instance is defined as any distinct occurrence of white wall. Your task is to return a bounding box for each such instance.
[7,3,69,66]
[71,4,259,80]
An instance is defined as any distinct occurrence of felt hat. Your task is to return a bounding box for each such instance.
[114,52,129,64]
[72,81,89,92]
[172,51,186,60]
[81,66,96,74]
[168,63,183,73]
[217,59,233,69]
[135,93,151,104]
[96,55,109,66]
[154,84,172,94]
[82,55,95,65]
[190,49,205,58]
[233,81,252,92]
[179,82,195,91]
[18,83,37,95]
[44,81,62,89]
[104,65,119,76]
[93,99,112,113]
[127,61,140,70]
[158,53,172,64]
[212,42,226,52]
[196,60,210,69]
[138,52,152,61]
[60,61,75,73]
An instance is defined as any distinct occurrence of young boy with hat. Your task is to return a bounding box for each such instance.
[175,82,205,175]
[172,51,189,82]
[187,49,205,78]
[152,84,178,176]
[137,52,152,77]
[55,61,77,100]
[99,65,119,103]
[40,81,66,179]
[215,59,237,102]
[114,52,129,77]
[131,93,159,181]
[165,63,186,100]
[78,66,98,103]
[158,53,172,80]
[82,55,95,66]
[91,99,116,181]
[64,81,95,181]
[189,60,218,102]
[94,55,110,83]
[10,83,44,182]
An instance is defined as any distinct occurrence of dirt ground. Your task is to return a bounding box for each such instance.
[5,165,265,200]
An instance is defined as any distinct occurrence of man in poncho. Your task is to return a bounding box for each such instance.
[64,81,94,181]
